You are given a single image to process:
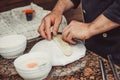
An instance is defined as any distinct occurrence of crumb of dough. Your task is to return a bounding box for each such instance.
[53,35,72,56]
[27,62,38,68]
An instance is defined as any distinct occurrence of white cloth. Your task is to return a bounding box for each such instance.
[29,40,86,66]
[0,3,67,40]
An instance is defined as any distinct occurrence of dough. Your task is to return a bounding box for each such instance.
[53,35,72,56]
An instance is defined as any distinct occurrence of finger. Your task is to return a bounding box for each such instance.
[44,19,51,40]
[53,19,61,36]
[66,33,76,44]
[62,26,70,41]
[62,25,70,33]
[38,21,47,38]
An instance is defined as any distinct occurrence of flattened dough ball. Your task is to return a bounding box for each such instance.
[53,35,72,56]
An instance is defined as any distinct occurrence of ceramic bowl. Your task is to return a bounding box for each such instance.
[14,52,52,80]
[0,35,27,59]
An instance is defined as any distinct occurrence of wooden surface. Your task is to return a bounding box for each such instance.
[0,0,83,23]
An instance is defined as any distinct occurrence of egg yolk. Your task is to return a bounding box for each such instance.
[27,62,38,68]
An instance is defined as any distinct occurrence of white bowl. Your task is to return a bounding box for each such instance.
[14,52,52,80]
[0,35,27,59]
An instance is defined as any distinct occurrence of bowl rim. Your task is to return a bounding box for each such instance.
[0,41,26,53]
[0,34,26,49]
[14,52,51,71]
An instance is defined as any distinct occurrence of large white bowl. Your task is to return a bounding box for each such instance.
[14,52,52,80]
[0,35,27,59]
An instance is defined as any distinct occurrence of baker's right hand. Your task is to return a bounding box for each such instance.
[38,11,62,40]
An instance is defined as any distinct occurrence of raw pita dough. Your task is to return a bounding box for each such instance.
[53,35,72,56]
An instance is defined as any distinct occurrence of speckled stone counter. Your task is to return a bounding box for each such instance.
[0,37,120,80]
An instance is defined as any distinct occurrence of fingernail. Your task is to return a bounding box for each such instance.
[43,36,47,39]
[54,32,57,36]
[47,36,51,40]
[48,38,51,41]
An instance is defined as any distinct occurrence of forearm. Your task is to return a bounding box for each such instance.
[52,0,74,15]
[89,14,120,37]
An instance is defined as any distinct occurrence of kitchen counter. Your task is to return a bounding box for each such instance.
[0,37,120,80]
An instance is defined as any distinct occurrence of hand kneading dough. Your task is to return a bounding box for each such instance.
[53,35,72,56]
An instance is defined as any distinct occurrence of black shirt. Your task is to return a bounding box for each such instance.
[71,0,120,66]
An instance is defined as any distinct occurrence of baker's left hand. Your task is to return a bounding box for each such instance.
[62,20,91,44]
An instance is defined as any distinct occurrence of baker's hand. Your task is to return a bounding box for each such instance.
[38,11,62,40]
[62,20,91,44]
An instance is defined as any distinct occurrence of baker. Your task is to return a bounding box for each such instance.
[38,0,120,66]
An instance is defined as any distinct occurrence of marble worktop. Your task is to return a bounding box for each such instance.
[0,37,120,80]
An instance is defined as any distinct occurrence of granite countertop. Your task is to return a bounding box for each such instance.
[0,37,120,80]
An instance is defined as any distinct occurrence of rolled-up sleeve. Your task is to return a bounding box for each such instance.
[71,0,81,8]
[103,0,120,23]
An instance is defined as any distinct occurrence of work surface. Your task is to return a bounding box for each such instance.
[0,37,120,80]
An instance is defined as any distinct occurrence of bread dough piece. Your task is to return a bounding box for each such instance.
[53,35,72,56]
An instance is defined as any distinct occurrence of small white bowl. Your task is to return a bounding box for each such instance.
[0,35,27,59]
[14,52,52,80]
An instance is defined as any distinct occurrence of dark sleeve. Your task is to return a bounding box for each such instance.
[103,0,120,23]
[71,0,81,9]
